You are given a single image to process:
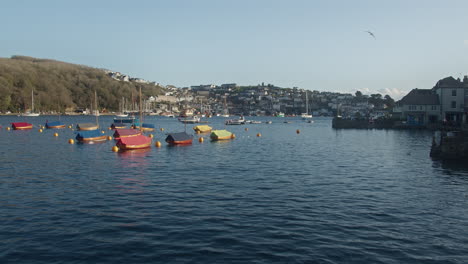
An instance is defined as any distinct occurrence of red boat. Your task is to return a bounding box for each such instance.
[116,134,151,150]
[113,128,142,140]
[165,132,193,145]
[12,122,33,130]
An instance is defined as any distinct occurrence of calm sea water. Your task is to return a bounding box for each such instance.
[1,116,467,263]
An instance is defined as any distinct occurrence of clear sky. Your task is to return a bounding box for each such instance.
[2,0,468,99]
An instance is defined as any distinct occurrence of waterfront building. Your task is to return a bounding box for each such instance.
[394,89,440,126]
[432,76,468,125]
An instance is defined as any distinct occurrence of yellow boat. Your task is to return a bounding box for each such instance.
[193,125,212,133]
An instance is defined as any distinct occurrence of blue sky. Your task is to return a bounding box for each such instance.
[2,0,468,99]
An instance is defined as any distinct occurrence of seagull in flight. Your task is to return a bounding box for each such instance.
[365,30,376,39]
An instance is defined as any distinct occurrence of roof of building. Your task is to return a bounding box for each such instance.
[433,76,468,88]
[398,89,439,105]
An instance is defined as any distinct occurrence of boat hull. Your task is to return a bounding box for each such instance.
[166,139,193,145]
[77,136,107,142]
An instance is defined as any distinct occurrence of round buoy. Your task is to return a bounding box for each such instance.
[108,127,112,130]
[199,137,204,143]
[196,130,200,134]
[101,130,105,134]
[231,133,236,139]
[160,128,164,132]
[6,127,11,131]
[296,129,300,134]
[112,146,119,152]
[257,133,261,137]
[68,125,72,129]
[245,127,249,131]
[54,133,59,137]
[155,141,161,147]
[149,134,154,138]
[68,139,74,144]
[107,136,112,140]
[38,129,43,133]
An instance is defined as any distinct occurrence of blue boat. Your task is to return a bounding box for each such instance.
[76,129,107,142]
[45,121,66,129]
[114,117,138,124]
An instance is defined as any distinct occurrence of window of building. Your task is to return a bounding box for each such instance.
[452,89,457,96]
[420,106,423,110]
[451,101,457,108]
[431,105,437,110]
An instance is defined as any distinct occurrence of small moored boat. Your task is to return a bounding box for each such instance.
[116,134,152,150]
[210,129,234,141]
[132,123,155,132]
[12,122,33,130]
[193,125,212,133]
[46,121,66,129]
[76,123,99,131]
[76,130,107,142]
[111,122,127,129]
[113,128,142,140]
[165,132,193,145]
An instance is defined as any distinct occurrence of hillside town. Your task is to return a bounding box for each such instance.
[101,70,468,129]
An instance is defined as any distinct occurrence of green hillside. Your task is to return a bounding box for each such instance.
[0,56,164,113]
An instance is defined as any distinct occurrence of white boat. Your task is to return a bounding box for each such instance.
[115,113,128,117]
[179,116,200,124]
[22,89,40,117]
[225,116,245,125]
[301,90,313,119]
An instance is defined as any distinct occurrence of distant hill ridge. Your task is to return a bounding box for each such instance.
[0,55,163,113]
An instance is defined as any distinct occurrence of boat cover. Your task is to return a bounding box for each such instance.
[46,121,65,128]
[193,125,212,132]
[12,122,32,128]
[166,132,193,142]
[211,130,232,138]
[133,123,155,128]
[76,129,103,139]
[113,128,140,137]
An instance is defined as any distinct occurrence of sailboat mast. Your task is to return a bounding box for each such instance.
[95,90,99,126]
[31,89,34,113]
[139,86,143,132]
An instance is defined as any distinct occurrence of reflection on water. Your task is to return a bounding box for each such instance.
[0,116,468,263]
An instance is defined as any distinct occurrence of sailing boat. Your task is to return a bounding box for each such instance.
[23,88,40,116]
[76,91,107,142]
[76,91,100,131]
[116,87,152,150]
[116,97,128,117]
[220,96,229,117]
[301,90,313,119]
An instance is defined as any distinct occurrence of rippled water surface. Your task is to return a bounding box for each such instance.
[1,116,468,263]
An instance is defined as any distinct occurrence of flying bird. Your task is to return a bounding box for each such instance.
[365,30,376,39]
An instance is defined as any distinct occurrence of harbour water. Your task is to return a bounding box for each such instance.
[1,116,467,263]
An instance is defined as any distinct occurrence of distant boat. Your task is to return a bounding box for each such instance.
[113,116,137,124]
[45,121,66,129]
[132,122,155,132]
[76,130,107,142]
[165,132,193,145]
[276,112,285,117]
[115,113,128,118]
[301,90,313,119]
[76,123,99,131]
[225,116,245,125]
[77,91,100,131]
[265,121,272,124]
[22,88,40,117]
[113,128,142,140]
[179,116,200,124]
[12,122,33,130]
[210,129,234,141]
[111,122,127,129]
[193,125,212,133]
